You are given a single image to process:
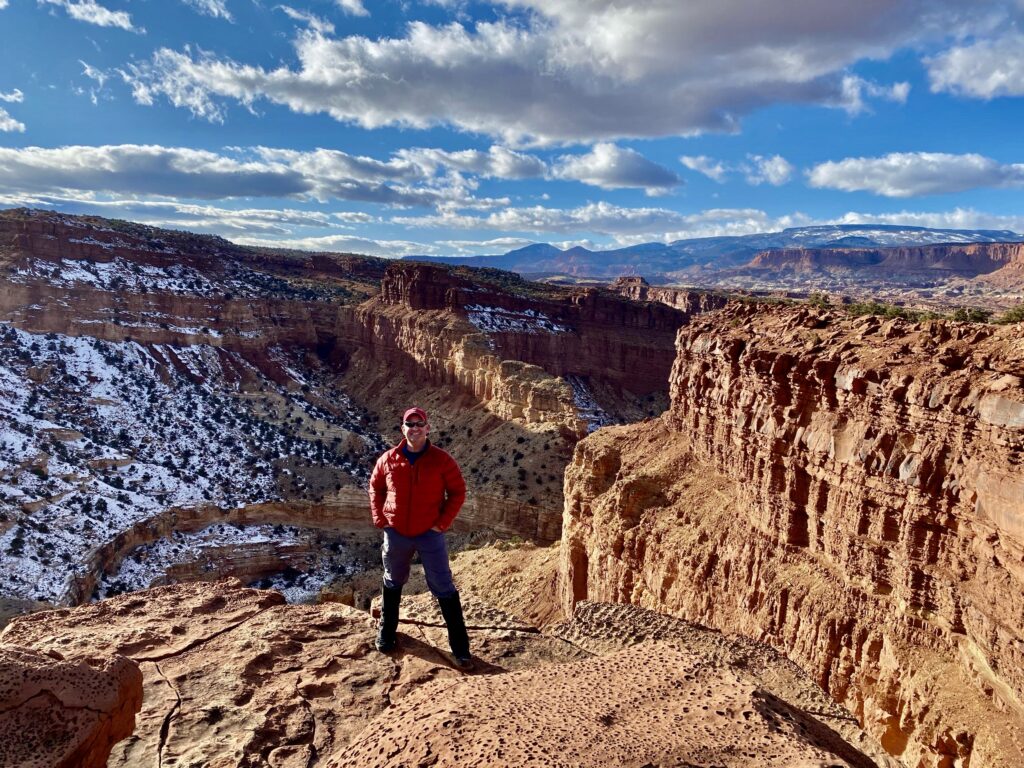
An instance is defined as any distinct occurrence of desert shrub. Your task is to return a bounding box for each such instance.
[951,307,993,323]
[995,304,1024,324]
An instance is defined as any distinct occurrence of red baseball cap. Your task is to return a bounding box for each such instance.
[402,407,428,423]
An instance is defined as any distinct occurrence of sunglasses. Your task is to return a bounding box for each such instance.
[404,420,426,428]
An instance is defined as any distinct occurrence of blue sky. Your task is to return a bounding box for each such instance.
[1,0,1023,257]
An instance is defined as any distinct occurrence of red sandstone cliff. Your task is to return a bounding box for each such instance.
[560,303,1024,767]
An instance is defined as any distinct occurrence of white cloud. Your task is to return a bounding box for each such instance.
[182,0,232,22]
[0,143,518,209]
[78,60,110,105]
[396,145,547,180]
[0,1,9,9]
[553,143,680,195]
[0,88,24,103]
[834,74,910,114]
[0,192,371,236]
[827,207,1024,234]
[0,107,25,133]
[744,154,793,186]
[680,153,793,186]
[332,211,376,224]
[437,237,537,254]
[234,233,433,258]
[335,0,368,16]
[927,31,1024,99]
[807,152,1024,197]
[395,201,784,239]
[278,5,335,34]
[118,0,995,144]
[38,0,142,33]
[680,155,728,183]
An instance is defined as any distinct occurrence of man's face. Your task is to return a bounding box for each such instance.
[402,416,429,448]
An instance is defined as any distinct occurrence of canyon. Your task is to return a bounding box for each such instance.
[560,302,1024,766]
[2,208,1023,767]
[0,208,691,608]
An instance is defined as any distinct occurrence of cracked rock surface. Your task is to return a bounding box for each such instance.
[0,644,142,768]
[0,579,584,766]
[1,577,889,767]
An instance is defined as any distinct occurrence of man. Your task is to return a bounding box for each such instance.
[368,406,472,668]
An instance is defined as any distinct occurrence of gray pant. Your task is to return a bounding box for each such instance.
[382,527,457,598]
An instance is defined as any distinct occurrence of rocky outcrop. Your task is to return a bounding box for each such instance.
[611,275,730,314]
[381,263,688,398]
[560,303,1024,767]
[0,644,142,768]
[2,578,889,767]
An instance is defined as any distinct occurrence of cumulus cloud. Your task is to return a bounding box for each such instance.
[115,0,987,144]
[0,1,9,9]
[38,0,142,33]
[0,108,25,133]
[553,143,680,195]
[0,88,23,103]
[807,152,1024,197]
[182,0,232,21]
[927,31,1024,98]
[680,155,728,182]
[744,154,794,186]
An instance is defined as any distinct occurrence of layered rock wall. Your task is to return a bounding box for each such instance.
[382,263,687,397]
[749,242,1024,279]
[611,275,730,315]
[560,303,1024,767]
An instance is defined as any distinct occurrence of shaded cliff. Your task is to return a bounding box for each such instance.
[560,303,1024,767]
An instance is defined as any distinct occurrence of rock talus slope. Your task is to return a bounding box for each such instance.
[560,303,1024,767]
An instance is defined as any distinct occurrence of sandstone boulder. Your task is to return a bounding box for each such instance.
[0,644,142,768]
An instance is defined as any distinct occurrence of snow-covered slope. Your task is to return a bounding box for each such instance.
[0,324,386,604]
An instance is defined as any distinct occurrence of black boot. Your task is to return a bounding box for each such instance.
[376,583,402,653]
[437,592,472,669]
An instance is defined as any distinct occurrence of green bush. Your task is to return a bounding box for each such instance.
[951,307,993,323]
[995,304,1024,324]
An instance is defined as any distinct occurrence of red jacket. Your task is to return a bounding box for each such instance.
[369,440,466,536]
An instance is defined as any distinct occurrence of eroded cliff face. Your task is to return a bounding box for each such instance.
[611,275,730,315]
[747,242,1024,281]
[560,303,1024,767]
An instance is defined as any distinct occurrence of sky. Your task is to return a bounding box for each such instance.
[1,0,1023,257]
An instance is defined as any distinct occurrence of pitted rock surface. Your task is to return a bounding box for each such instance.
[0,644,142,768]
[0,580,583,766]
[0,577,889,767]
[334,641,878,768]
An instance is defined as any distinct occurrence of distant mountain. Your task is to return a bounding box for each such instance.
[407,225,1023,280]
